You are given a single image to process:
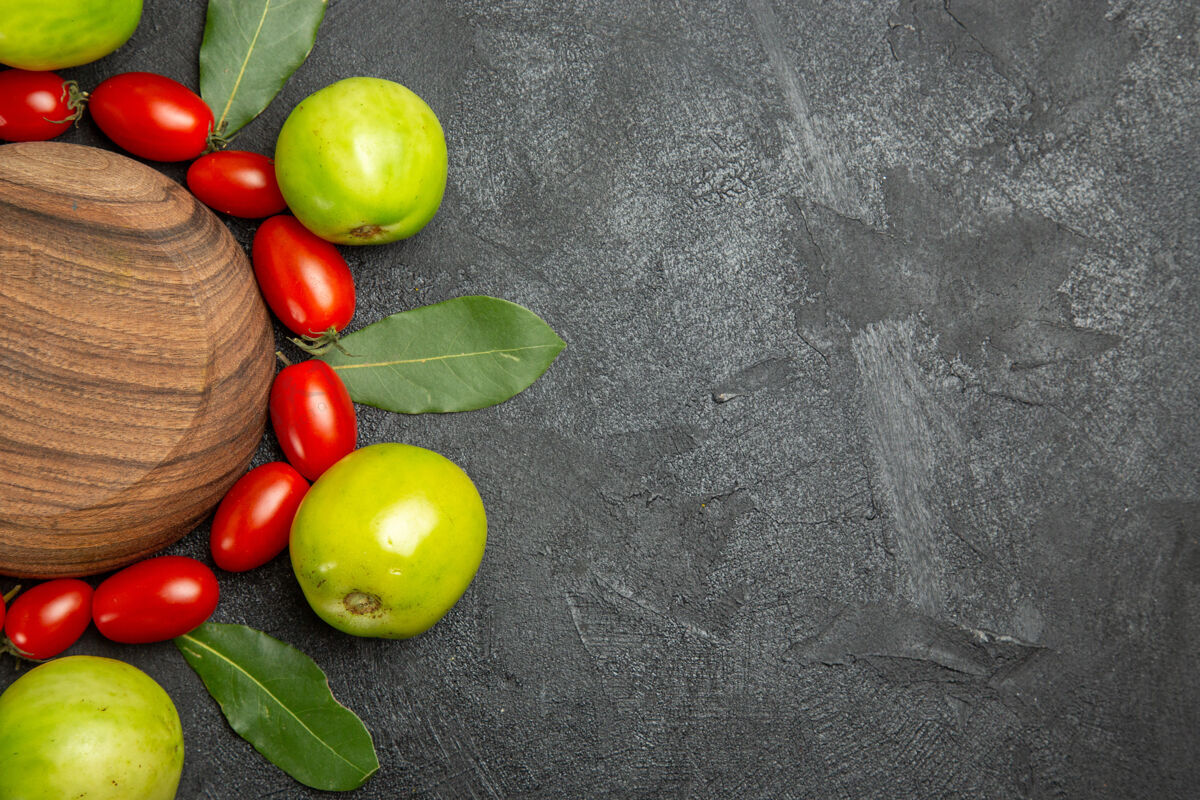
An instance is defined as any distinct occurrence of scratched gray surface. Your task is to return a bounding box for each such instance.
[3,0,1198,797]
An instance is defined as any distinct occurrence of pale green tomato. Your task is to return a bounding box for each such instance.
[274,77,448,245]
[0,0,142,70]
[290,443,487,638]
[0,656,183,800]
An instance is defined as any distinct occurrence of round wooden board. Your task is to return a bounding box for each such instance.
[0,142,275,578]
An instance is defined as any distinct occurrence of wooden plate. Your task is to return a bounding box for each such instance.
[0,142,274,578]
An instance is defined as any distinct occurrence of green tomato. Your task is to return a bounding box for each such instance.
[0,0,142,70]
[274,77,448,245]
[290,443,487,638]
[0,656,183,800]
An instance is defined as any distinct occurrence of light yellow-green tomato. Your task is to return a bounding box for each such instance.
[0,656,183,800]
[274,77,448,245]
[0,0,142,70]
[290,443,487,638]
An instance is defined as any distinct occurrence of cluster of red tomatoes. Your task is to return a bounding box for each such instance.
[1,67,362,660]
[0,558,218,660]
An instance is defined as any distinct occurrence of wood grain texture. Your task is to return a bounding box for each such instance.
[0,142,274,578]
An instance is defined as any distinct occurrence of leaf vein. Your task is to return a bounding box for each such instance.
[216,0,274,133]
[331,344,559,371]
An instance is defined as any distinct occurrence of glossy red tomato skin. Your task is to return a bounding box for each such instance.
[187,151,287,218]
[4,579,93,660]
[89,72,213,161]
[211,462,309,572]
[269,360,357,481]
[0,69,75,142]
[252,215,356,335]
[93,556,219,644]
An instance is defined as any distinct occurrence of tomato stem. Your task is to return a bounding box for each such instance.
[0,635,41,664]
[204,122,236,155]
[275,350,293,368]
[290,327,354,357]
[45,81,88,125]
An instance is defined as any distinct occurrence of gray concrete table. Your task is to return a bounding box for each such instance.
[4,0,1197,797]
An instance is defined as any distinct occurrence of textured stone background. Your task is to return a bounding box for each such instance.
[3,0,1198,797]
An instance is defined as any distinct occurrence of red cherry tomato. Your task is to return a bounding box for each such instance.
[89,72,213,161]
[269,360,357,481]
[0,69,80,142]
[4,579,93,660]
[187,150,287,218]
[252,215,356,336]
[93,556,219,644]
[211,462,309,572]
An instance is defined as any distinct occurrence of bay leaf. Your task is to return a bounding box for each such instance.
[199,0,327,139]
[175,623,378,791]
[319,295,566,413]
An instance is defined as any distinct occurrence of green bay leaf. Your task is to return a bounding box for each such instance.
[319,295,566,413]
[175,623,378,792]
[199,0,327,138]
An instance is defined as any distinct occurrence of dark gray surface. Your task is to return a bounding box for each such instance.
[3,0,1198,796]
